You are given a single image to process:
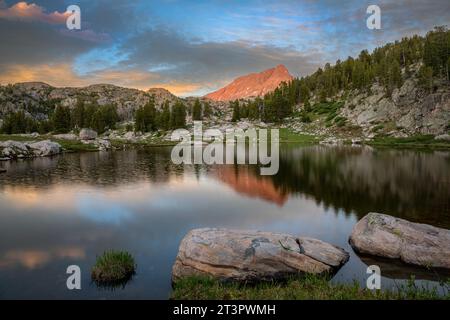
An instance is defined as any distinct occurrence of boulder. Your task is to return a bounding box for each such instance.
[28,140,61,157]
[124,131,137,141]
[79,128,98,140]
[172,228,349,283]
[349,213,450,269]
[96,139,112,151]
[434,134,450,142]
[0,140,30,158]
[53,133,78,140]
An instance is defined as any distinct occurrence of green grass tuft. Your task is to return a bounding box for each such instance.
[91,250,136,284]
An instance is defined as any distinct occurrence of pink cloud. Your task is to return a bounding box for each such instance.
[0,1,68,24]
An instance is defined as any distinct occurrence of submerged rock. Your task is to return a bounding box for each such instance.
[349,212,450,269]
[172,228,349,283]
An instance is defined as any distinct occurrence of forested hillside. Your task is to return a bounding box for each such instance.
[235,26,450,136]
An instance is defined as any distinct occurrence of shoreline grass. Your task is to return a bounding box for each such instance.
[367,134,450,150]
[278,128,319,144]
[171,275,450,300]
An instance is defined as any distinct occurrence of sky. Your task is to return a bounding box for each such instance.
[0,0,449,96]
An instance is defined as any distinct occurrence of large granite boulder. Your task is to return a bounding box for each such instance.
[0,140,30,158]
[0,140,61,159]
[28,140,61,157]
[349,213,450,269]
[79,128,98,140]
[172,228,349,283]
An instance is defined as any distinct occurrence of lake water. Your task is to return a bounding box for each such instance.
[0,145,449,299]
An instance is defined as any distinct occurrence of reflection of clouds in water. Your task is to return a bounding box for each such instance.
[0,247,85,270]
[77,195,133,224]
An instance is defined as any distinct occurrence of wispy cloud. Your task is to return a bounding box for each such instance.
[0,1,68,24]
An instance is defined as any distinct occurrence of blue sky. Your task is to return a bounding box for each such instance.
[0,0,449,96]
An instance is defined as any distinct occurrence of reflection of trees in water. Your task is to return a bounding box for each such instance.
[270,146,450,228]
[1,146,449,228]
[0,148,186,188]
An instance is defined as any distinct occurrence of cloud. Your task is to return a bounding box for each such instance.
[0,62,202,95]
[118,27,322,93]
[0,1,68,24]
[0,19,99,67]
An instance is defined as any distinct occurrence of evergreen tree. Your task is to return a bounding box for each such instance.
[231,100,240,122]
[0,111,37,134]
[52,105,71,133]
[159,101,171,130]
[192,99,202,120]
[71,98,85,129]
[203,102,212,118]
[135,100,156,132]
[418,65,434,92]
[91,104,119,133]
[170,101,186,128]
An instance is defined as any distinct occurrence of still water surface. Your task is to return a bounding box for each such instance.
[0,145,449,299]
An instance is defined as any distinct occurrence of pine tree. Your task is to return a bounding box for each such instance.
[52,105,71,134]
[418,65,434,92]
[159,101,171,130]
[192,99,202,120]
[91,104,119,133]
[135,100,156,132]
[203,102,212,118]
[71,99,85,129]
[0,111,31,134]
[170,101,186,128]
[231,100,240,122]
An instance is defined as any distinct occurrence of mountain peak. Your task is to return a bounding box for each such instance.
[205,65,293,101]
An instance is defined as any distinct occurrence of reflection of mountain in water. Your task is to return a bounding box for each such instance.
[214,165,288,206]
[271,146,450,228]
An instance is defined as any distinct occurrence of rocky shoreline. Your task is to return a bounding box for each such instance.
[172,214,450,284]
[1,120,450,161]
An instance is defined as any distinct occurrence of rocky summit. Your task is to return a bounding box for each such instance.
[205,65,294,101]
